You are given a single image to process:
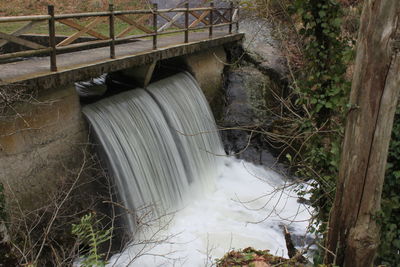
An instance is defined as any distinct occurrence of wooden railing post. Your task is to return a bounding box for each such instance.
[109,4,116,59]
[209,2,214,38]
[229,1,233,34]
[153,3,158,50]
[184,3,189,43]
[48,5,57,72]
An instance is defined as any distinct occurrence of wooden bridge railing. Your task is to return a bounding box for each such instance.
[0,2,240,72]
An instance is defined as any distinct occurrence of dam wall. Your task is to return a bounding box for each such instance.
[0,46,228,210]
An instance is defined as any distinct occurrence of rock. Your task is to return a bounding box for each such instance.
[221,65,286,168]
[223,66,277,126]
[239,15,288,79]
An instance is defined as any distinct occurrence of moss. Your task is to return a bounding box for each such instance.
[216,247,309,267]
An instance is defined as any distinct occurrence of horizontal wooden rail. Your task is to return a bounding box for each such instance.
[213,22,233,28]
[158,28,187,36]
[56,39,112,52]
[0,2,240,71]
[0,15,50,23]
[113,10,154,16]
[54,12,111,20]
[0,48,52,60]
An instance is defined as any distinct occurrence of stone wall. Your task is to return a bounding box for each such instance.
[0,85,87,210]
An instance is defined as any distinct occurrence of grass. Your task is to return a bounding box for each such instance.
[0,0,149,16]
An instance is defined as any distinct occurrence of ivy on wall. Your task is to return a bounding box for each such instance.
[289,0,353,233]
[377,105,400,266]
[288,1,399,264]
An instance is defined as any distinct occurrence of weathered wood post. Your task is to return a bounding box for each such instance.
[325,0,400,266]
[152,3,158,50]
[109,3,116,59]
[184,3,189,43]
[209,2,214,38]
[48,5,57,72]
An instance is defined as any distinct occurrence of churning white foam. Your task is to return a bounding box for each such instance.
[108,158,312,267]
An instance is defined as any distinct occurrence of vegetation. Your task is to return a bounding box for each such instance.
[216,247,303,267]
[216,247,338,267]
[0,0,397,265]
[247,0,398,265]
[0,149,117,266]
[72,213,112,267]
[323,0,399,264]
[378,105,400,266]
[289,0,353,233]
[254,0,354,237]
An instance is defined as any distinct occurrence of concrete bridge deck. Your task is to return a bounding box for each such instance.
[0,31,243,89]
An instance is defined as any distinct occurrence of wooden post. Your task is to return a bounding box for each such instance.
[325,1,400,266]
[48,5,57,72]
[153,3,158,50]
[184,3,189,43]
[209,2,213,38]
[229,1,233,34]
[109,4,116,59]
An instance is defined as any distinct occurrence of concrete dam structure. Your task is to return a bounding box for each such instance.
[0,4,243,209]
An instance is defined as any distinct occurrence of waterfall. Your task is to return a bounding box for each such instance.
[83,72,312,266]
[82,72,224,231]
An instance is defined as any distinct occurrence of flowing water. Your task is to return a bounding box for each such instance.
[83,72,311,266]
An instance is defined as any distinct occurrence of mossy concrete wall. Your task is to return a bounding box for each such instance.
[0,85,87,210]
[183,46,227,119]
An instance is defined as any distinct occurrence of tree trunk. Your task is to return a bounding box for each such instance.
[325,0,400,266]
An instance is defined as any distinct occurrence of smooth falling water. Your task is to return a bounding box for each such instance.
[147,74,224,193]
[83,72,224,230]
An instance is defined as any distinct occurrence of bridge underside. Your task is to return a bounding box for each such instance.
[0,31,243,90]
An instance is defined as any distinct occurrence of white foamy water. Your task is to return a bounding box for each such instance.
[108,158,312,267]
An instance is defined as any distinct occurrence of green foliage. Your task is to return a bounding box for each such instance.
[292,0,352,121]
[262,0,398,264]
[376,105,400,266]
[287,0,352,233]
[72,213,112,267]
